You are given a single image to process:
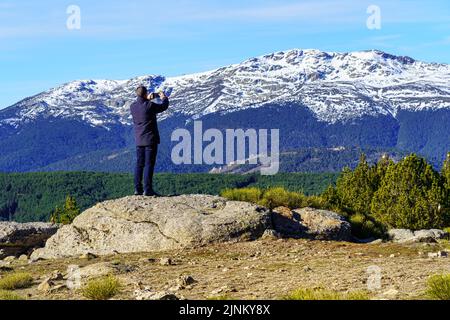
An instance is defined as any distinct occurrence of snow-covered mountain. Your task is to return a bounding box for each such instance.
[2,49,450,129]
[0,48,449,173]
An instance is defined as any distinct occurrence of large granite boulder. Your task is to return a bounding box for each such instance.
[0,222,59,259]
[271,207,352,241]
[31,195,271,260]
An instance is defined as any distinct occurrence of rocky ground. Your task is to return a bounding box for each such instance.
[2,238,449,300]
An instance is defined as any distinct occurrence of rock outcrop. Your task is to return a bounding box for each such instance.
[0,222,58,259]
[271,207,352,241]
[388,229,449,243]
[31,195,271,260]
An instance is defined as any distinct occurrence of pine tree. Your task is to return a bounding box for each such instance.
[50,206,62,224]
[442,152,450,191]
[49,196,81,225]
[371,154,448,229]
[335,154,377,215]
[442,152,450,225]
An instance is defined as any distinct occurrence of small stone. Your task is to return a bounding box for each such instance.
[3,256,16,262]
[134,287,181,300]
[139,257,156,263]
[38,278,53,292]
[177,275,196,287]
[160,257,172,266]
[428,251,448,258]
[261,229,280,240]
[49,270,64,281]
[79,252,98,260]
[211,288,224,295]
[169,284,184,292]
[49,284,67,292]
[222,268,229,272]
[382,289,399,298]
[211,285,236,295]
[18,254,28,262]
[303,266,312,272]
[389,254,395,258]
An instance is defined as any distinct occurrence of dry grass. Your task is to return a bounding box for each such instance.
[426,274,450,300]
[0,290,26,300]
[81,275,121,300]
[0,273,33,290]
[282,287,369,300]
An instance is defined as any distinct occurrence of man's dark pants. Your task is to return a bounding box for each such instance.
[134,144,158,194]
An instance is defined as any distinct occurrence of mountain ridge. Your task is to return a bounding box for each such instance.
[2,48,449,127]
[0,48,449,173]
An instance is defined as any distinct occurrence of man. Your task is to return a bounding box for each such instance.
[130,86,169,196]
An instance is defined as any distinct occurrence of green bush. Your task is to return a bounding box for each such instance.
[222,187,305,210]
[283,288,369,300]
[0,273,33,290]
[349,213,385,239]
[50,195,81,225]
[82,275,121,300]
[221,187,262,204]
[303,195,326,209]
[0,290,25,300]
[426,274,450,300]
[371,154,448,230]
[258,187,290,209]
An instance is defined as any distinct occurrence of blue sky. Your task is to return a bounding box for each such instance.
[0,0,449,109]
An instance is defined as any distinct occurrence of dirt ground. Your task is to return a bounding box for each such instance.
[2,238,450,300]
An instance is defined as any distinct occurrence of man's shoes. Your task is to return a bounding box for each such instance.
[134,190,143,196]
[143,190,160,197]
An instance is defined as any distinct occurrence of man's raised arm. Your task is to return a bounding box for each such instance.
[149,92,169,113]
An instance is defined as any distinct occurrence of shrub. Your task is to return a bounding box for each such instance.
[426,274,450,300]
[221,188,262,204]
[222,187,305,210]
[335,154,380,216]
[304,195,326,209]
[0,290,25,300]
[283,288,369,300]
[81,275,121,300]
[50,195,81,225]
[371,154,448,230]
[0,273,33,290]
[349,213,385,239]
[259,187,304,209]
[258,187,289,209]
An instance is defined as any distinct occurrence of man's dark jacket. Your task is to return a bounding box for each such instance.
[130,96,169,146]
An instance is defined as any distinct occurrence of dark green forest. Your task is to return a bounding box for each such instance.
[0,172,338,222]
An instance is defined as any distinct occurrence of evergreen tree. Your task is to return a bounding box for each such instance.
[50,206,63,224]
[442,153,450,191]
[371,154,448,229]
[335,154,377,215]
[442,152,450,225]
[50,195,81,225]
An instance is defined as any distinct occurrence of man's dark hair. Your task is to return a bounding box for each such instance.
[136,86,148,98]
